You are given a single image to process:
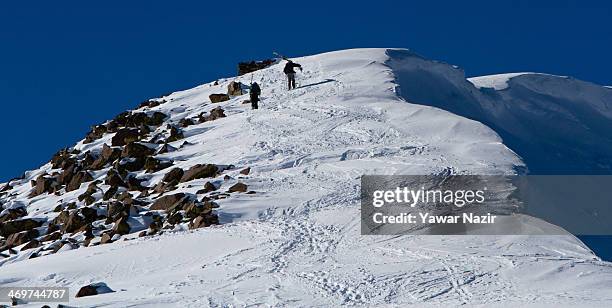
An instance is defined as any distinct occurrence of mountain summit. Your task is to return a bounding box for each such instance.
[1,48,611,306]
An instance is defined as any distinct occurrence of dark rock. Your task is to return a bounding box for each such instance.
[91,144,121,170]
[66,171,93,192]
[62,213,86,233]
[167,212,183,225]
[105,169,126,187]
[75,283,114,298]
[180,164,218,183]
[209,93,230,103]
[113,217,130,235]
[196,181,217,194]
[103,185,119,201]
[162,168,184,183]
[20,239,40,251]
[121,142,154,158]
[107,202,129,220]
[50,148,72,169]
[199,107,226,122]
[150,193,186,211]
[227,81,243,96]
[156,143,177,155]
[0,218,43,237]
[0,207,27,223]
[100,233,113,244]
[179,118,195,127]
[189,213,219,229]
[41,231,62,242]
[239,167,251,175]
[6,229,39,247]
[144,157,172,173]
[237,59,275,75]
[166,125,184,142]
[228,182,248,193]
[84,125,108,144]
[111,128,140,146]
[126,176,147,192]
[79,207,99,222]
[145,111,167,126]
[30,174,56,197]
[118,156,146,172]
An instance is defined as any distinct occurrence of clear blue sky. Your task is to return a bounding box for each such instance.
[1,0,611,181]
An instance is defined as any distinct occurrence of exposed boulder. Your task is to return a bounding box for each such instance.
[117,157,146,172]
[189,212,219,229]
[6,229,39,247]
[180,164,218,183]
[196,181,217,194]
[20,239,40,251]
[105,169,126,187]
[112,217,130,235]
[121,142,154,158]
[198,107,226,123]
[126,176,147,192]
[30,174,57,197]
[144,157,172,173]
[75,282,115,298]
[66,171,94,192]
[91,144,121,170]
[166,125,184,142]
[107,202,129,220]
[62,212,86,233]
[239,167,251,175]
[237,59,275,75]
[0,207,27,223]
[145,111,167,126]
[209,93,230,103]
[139,100,161,109]
[111,128,140,146]
[103,185,119,201]
[84,125,108,144]
[179,118,195,128]
[50,148,72,169]
[156,143,177,155]
[100,233,113,244]
[162,168,184,183]
[228,182,248,193]
[0,218,44,237]
[227,81,243,96]
[150,193,186,211]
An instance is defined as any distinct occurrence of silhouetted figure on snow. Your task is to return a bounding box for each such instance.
[250,82,261,110]
[283,60,302,90]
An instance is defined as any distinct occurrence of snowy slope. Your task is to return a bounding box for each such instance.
[387,49,612,174]
[1,48,612,307]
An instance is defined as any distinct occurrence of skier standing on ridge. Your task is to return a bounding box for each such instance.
[283,60,302,90]
[249,82,261,110]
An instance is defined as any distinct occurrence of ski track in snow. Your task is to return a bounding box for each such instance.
[2,48,612,307]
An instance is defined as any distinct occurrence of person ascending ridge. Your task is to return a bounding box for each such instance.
[283,60,302,90]
[249,82,261,110]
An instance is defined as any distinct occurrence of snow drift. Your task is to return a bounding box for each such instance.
[1,48,612,307]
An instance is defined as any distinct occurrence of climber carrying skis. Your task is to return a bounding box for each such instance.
[249,82,261,110]
[283,60,302,90]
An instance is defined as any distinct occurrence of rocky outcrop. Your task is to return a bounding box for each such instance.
[111,128,140,146]
[228,182,248,193]
[227,81,243,96]
[75,283,115,298]
[0,218,43,237]
[150,193,187,211]
[180,164,218,183]
[237,59,275,75]
[209,93,230,103]
[66,171,93,192]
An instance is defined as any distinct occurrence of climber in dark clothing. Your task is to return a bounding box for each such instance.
[283,60,302,90]
[249,82,261,110]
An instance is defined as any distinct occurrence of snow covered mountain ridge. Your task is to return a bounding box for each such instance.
[1,48,612,306]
